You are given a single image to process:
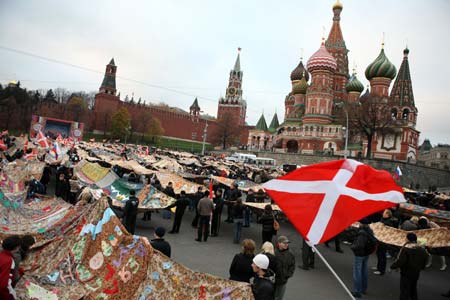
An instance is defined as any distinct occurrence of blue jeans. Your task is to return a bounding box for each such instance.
[233,218,243,243]
[353,256,369,295]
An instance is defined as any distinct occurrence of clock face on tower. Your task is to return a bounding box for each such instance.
[228,87,236,96]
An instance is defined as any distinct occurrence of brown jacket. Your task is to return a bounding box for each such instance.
[197,196,214,216]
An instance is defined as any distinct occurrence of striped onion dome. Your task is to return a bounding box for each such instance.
[292,76,308,94]
[365,48,397,80]
[345,73,364,93]
[307,41,337,72]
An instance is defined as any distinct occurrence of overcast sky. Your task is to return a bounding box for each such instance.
[1,0,449,144]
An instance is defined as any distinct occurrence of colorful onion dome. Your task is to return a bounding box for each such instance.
[292,76,308,95]
[333,0,343,10]
[290,60,309,82]
[365,48,397,80]
[307,41,337,72]
[345,73,364,93]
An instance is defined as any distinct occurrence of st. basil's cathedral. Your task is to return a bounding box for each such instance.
[247,0,419,162]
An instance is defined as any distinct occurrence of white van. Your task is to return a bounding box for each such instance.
[246,157,277,167]
[225,152,257,163]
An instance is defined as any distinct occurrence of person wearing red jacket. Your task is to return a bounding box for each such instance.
[0,236,22,300]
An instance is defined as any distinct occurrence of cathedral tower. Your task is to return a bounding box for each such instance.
[99,58,117,95]
[325,0,350,102]
[217,48,247,126]
[93,58,120,131]
[390,47,417,125]
[304,40,337,124]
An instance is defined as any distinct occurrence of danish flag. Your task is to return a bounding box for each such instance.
[263,159,405,245]
[37,131,49,148]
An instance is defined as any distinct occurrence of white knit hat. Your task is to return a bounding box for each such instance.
[253,254,269,270]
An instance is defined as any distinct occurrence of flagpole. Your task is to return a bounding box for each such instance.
[311,244,356,300]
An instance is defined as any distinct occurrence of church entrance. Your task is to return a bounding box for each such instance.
[286,140,299,153]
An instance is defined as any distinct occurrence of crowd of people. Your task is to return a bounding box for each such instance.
[0,132,449,300]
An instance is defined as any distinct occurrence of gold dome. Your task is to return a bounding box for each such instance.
[333,0,343,10]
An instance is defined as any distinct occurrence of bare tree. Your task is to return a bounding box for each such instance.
[211,112,241,149]
[54,87,71,103]
[341,95,395,158]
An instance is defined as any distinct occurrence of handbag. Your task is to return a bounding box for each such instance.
[273,218,280,231]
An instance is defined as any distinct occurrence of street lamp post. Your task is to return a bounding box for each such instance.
[335,102,349,159]
[201,119,208,156]
[124,126,131,145]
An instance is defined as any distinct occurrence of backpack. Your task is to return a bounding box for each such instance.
[365,232,378,255]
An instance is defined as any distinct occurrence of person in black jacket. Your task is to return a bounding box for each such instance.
[167,191,190,234]
[244,189,255,227]
[300,238,315,271]
[251,254,275,300]
[232,199,246,244]
[229,239,256,283]
[390,233,429,300]
[211,189,224,237]
[274,236,295,300]
[350,219,376,298]
[150,227,171,258]
[122,189,139,234]
[55,173,69,201]
[191,186,204,227]
[258,205,275,244]
[374,209,397,275]
[225,183,242,223]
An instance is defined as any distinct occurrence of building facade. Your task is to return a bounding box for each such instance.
[418,140,450,170]
[248,0,420,162]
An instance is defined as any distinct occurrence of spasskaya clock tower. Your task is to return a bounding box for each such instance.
[217,48,247,126]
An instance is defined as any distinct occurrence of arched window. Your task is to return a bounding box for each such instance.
[402,108,410,120]
[305,126,309,132]
[391,108,398,120]
[310,126,314,132]
[287,127,291,132]
[292,127,296,132]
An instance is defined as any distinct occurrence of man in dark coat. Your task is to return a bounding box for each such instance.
[274,236,295,300]
[374,209,397,275]
[251,254,275,300]
[211,189,224,237]
[167,191,190,234]
[191,186,204,227]
[150,227,171,258]
[390,233,429,300]
[350,219,376,298]
[122,189,139,234]
[225,183,241,223]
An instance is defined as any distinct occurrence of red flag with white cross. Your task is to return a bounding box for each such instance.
[263,159,405,245]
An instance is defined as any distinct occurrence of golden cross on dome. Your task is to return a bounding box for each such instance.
[382,32,385,49]
[300,48,304,61]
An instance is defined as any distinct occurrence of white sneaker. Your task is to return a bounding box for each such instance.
[373,271,384,275]
[440,264,447,271]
